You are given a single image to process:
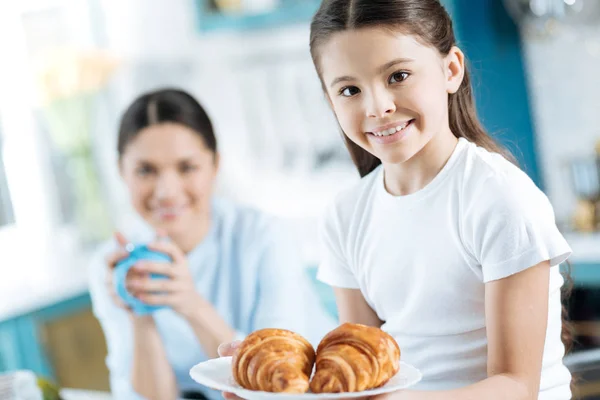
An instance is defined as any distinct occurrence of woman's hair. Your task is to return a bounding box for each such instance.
[309,0,574,379]
[309,0,514,178]
[117,88,217,158]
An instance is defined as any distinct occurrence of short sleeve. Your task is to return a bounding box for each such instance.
[463,174,572,283]
[316,201,360,289]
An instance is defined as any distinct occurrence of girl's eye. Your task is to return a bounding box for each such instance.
[339,86,361,97]
[389,71,409,84]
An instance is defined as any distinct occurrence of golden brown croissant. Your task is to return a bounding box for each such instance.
[231,328,316,393]
[309,323,400,393]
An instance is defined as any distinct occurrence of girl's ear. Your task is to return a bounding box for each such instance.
[445,46,465,94]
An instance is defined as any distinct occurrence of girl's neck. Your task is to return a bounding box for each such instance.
[383,129,458,196]
[168,213,212,254]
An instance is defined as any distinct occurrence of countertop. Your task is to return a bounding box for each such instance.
[564,232,600,263]
[61,389,112,400]
[1,229,600,323]
[60,389,203,400]
[0,239,94,322]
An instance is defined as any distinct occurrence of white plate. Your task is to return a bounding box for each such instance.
[189,357,422,400]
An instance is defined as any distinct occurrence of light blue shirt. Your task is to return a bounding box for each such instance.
[89,198,336,400]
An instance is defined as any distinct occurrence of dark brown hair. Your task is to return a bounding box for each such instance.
[309,0,574,378]
[117,88,217,158]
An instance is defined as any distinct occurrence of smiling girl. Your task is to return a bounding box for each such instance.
[310,1,573,398]
[219,0,573,399]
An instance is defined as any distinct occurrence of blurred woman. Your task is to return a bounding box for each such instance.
[89,88,335,400]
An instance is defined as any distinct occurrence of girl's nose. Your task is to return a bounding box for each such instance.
[366,87,397,119]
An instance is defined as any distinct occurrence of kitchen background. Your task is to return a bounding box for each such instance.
[1,0,600,398]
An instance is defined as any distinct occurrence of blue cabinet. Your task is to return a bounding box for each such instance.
[0,273,338,389]
[0,317,50,378]
[194,0,321,33]
[0,320,20,372]
[451,0,541,188]
[568,263,600,288]
[0,293,103,386]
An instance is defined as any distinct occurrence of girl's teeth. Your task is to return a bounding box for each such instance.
[374,121,411,137]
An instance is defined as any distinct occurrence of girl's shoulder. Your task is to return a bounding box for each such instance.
[457,141,569,276]
[459,141,552,220]
[325,165,382,217]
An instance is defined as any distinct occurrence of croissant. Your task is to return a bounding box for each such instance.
[231,328,316,393]
[309,323,401,393]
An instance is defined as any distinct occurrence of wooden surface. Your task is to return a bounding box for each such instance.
[41,308,110,391]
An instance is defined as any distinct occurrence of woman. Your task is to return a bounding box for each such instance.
[88,88,335,400]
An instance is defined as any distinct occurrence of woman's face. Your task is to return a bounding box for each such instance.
[120,122,218,237]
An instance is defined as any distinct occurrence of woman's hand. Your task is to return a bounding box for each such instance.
[126,232,205,321]
[104,232,142,314]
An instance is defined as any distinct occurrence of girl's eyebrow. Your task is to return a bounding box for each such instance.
[329,58,415,88]
[330,75,354,88]
[377,58,415,74]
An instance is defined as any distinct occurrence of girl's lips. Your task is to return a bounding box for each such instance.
[368,119,415,145]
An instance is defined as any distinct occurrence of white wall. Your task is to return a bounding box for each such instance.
[97,0,600,261]
[522,24,600,228]
[97,0,358,264]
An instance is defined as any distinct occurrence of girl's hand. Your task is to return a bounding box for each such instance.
[126,232,204,321]
[218,341,244,400]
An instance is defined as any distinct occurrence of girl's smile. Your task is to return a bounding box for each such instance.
[367,119,415,144]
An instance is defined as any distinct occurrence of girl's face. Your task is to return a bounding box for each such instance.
[120,122,218,237]
[319,27,464,165]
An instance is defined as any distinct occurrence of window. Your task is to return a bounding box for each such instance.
[0,117,15,227]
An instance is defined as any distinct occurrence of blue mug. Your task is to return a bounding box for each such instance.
[113,243,172,315]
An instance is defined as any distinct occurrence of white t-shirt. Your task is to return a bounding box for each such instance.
[317,138,572,399]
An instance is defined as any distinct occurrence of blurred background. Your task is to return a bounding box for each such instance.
[1,0,600,398]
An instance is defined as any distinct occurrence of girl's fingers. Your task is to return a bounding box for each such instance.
[222,392,244,400]
[133,261,176,278]
[217,341,242,357]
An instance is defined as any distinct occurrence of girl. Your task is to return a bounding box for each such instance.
[220,0,573,399]
[89,88,335,400]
